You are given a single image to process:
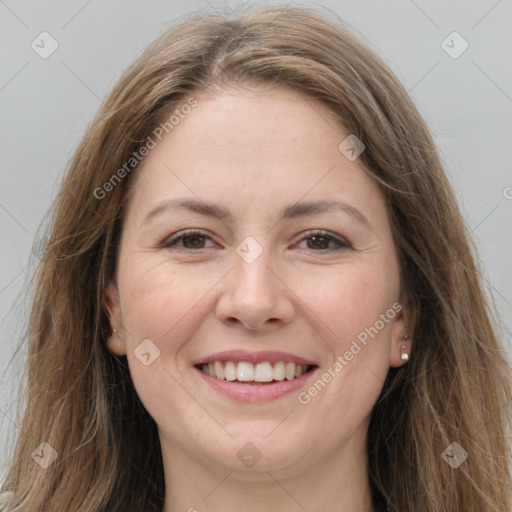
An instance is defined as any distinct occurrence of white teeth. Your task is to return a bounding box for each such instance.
[224,361,237,381]
[273,361,285,381]
[214,361,224,380]
[198,360,311,382]
[285,362,296,380]
[237,362,254,381]
[254,362,274,382]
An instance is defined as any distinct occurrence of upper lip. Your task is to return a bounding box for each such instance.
[192,350,318,366]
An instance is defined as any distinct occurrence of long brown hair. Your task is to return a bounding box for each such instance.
[1,5,510,511]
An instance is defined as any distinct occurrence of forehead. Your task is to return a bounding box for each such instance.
[124,85,386,227]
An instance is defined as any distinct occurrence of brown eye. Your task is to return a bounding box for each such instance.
[161,229,350,252]
[161,230,215,250]
[179,234,207,249]
[295,230,350,252]
[306,234,331,250]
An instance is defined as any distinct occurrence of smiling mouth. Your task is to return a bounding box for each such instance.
[194,361,317,384]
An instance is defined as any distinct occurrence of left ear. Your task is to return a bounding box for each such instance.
[389,298,415,368]
[103,282,127,356]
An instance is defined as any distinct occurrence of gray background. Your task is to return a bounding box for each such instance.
[1,0,511,480]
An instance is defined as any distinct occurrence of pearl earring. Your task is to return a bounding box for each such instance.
[400,334,410,361]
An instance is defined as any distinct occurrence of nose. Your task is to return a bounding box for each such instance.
[215,243,295,331]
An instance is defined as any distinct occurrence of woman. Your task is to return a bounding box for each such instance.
[1,5,510,511]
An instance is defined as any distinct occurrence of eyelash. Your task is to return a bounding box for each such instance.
[160,229,350,253]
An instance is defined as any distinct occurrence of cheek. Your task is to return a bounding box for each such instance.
[117,256,217,427]
[118,254,214,340]
[293,267,397,430]
[295,260,399,349]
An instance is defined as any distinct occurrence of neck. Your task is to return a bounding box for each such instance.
[161,429,373,512]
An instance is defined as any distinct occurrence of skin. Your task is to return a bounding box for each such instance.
[105,84,412,512]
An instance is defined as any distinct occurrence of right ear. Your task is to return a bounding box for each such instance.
[104,282,127,356]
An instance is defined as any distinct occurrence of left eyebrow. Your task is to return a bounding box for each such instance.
[281,200,371,229]
[143,198,372,229]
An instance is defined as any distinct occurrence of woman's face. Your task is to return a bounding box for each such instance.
[105,85,410,479]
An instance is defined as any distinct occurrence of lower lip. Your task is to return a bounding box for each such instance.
[194,366,318,402]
